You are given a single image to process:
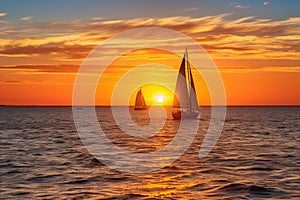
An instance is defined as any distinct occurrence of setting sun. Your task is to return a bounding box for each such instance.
[156,95,165,103]
[129,84,173,106]
[144,84,173,106]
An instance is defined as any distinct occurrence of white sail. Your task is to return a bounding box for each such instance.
[173,55,190,108]
[188,65,199,111]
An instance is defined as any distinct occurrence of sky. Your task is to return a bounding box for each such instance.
[0,0,299,105]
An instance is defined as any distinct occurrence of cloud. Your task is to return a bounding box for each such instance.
[184,7,199,12]
[0,14,299,64]
[264,1,270,6]
[235,4,251,9]
[19,14,299,38]
[0,20,9,25]
[0,42,94,59]
[0,64,79,73]
[229,2,251,9]
[0,12,7,17]
[20,16,33,21]
[90,17,105,21]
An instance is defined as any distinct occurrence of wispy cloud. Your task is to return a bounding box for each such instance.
[0,12,7,17]
[90,17,105,21]
[184,7,199,12]
[0,42,93,59]
[229,2,251,9]
[0,20,9,25]
[0,64,79,73]
[264,1,271,6]
[235,4,251,9]
[20,16,33,21]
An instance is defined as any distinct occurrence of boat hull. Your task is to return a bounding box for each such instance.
[134,107,147,110]
[172,110,199,120]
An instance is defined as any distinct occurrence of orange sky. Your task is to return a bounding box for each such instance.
[0,13,299,105]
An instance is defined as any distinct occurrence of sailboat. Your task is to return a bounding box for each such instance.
[172,49,200,120]
[134,88,147,110]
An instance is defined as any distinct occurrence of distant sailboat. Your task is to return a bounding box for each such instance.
[172,49,200,120]
[134,88,147,110]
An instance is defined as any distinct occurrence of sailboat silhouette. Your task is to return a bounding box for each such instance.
[134,88,147,110]
[172,49,200,119]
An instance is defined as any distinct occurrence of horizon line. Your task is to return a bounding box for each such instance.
[1,104,299,107]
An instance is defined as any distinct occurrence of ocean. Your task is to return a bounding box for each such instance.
[0,106,299,199]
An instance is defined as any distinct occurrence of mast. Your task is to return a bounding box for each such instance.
[186,48,191,95]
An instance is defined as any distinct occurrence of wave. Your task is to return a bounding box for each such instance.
[100,193,146,200]
[25,174,62,183]
[63,179,92,185]
[250,166,275,171]
[218,182,277,196]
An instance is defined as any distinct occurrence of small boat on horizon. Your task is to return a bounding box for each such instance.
[172,49,200,120]
[134,87,147,110]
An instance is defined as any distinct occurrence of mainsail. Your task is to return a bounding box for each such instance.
[135,88,147,109]
[173,54,190,108]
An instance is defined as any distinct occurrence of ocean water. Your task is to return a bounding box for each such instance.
[0,106,299,199]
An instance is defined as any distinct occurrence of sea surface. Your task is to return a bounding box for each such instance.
[0,106,299,199]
